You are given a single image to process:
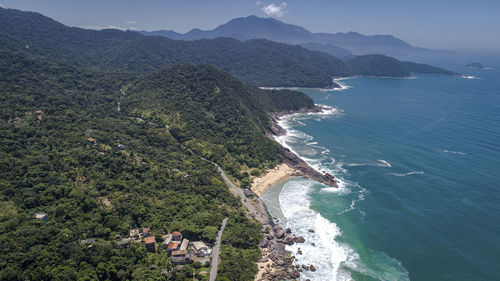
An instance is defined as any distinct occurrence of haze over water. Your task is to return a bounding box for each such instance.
[262,64,500,280]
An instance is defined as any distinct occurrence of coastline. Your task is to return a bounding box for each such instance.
[251,163,299,196]
[251,104,340,281]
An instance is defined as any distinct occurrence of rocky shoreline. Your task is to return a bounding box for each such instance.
[256,224,317,281]
[269,105,338,188]
[252,105,338,280]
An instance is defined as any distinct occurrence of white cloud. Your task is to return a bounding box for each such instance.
[125,20,136,25]
[80,25,137,31]
[261,2,287,18]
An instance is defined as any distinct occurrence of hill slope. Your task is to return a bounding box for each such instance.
[0,7,345,88]
[0,8,457,88]
[0,39,318,280]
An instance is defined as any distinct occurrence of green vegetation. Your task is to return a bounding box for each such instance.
[0,8,342,88]
[346,54,411,77]
[0,31,315,279]
[0,7,457,90]
[0,6,459,281]
[403,61,459,75]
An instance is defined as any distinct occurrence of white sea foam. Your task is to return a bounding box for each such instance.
[343,159,391,168]
[443,149,466,155]
[377,159,392,167]
[279,180,357,281]
[332,78,352,91]
[272,103,409,280]
[389,171,425,177]
[462,75,480,80]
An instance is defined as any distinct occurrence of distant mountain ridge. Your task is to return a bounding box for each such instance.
[0,8,458,88]
[141,15,452,60]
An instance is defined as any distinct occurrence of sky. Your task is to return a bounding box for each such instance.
[1,0,500,51]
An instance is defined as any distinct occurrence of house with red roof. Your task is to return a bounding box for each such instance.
[144,236,156,253]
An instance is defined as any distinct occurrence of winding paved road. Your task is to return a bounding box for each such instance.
[210,217,228,281]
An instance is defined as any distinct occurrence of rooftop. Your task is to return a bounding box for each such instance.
[167,242,179,250]
[144,236,156,244]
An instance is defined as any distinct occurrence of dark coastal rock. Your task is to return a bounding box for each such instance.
[282,147,337,187]
[302,265,309,270]
[309,264,317,272]
[325,173,335,181]
[277,260,285,266]
[274,226,285,239]
[259,257,269,263]
[286,228,292,234]
[283,235,295,245]
[297,249,302,255]
[308,229,315,233]
[259,238,270,248]
[293,236,305,243]
[267,234,274,240]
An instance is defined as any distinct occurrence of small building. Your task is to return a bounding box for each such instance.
[172,231,182,241]
[162,234,172,250]
[143,227,151,237]
[130,229,140,239]
[144,236,156,253]
[87,137,96,144]
[167,241,180,256]
[171,250,191,264]
[192,241,212,257]
[34,213,48,222]
[117,144,126,150]
[179,238,189,251]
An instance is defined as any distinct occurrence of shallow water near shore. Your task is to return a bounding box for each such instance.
[262,64,500,280]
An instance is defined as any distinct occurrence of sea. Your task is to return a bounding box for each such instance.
[261,62,500,281]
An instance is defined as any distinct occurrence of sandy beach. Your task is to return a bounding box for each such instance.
[251,163,300,196]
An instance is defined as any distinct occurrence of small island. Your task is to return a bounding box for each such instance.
[466,62,484,69]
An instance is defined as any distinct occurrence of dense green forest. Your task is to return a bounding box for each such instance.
[0,6,459,280]
[0,39,315,279]
[0,7,457,89]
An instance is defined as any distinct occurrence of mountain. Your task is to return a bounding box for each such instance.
[0,8,457,87]
[346,54,411,77]
[0,8,341,88]
[142,15,452,59]
[402,61,459,75]
[298,42,354,60]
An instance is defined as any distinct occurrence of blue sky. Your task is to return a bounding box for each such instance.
[1,0,499,51]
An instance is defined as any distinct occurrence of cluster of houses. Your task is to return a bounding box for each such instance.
[117,228,212,265]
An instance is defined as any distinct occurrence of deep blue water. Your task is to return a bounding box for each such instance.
[262,65,500,280]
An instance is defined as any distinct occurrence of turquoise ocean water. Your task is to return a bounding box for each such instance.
[261,65,500,280]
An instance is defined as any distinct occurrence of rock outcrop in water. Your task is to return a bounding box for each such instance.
[268,105,338,188]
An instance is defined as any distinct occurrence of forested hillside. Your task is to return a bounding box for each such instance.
[0,40,314,280]
[0,8,343,88]
[0,7,457,89]
[121,64,315,179]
